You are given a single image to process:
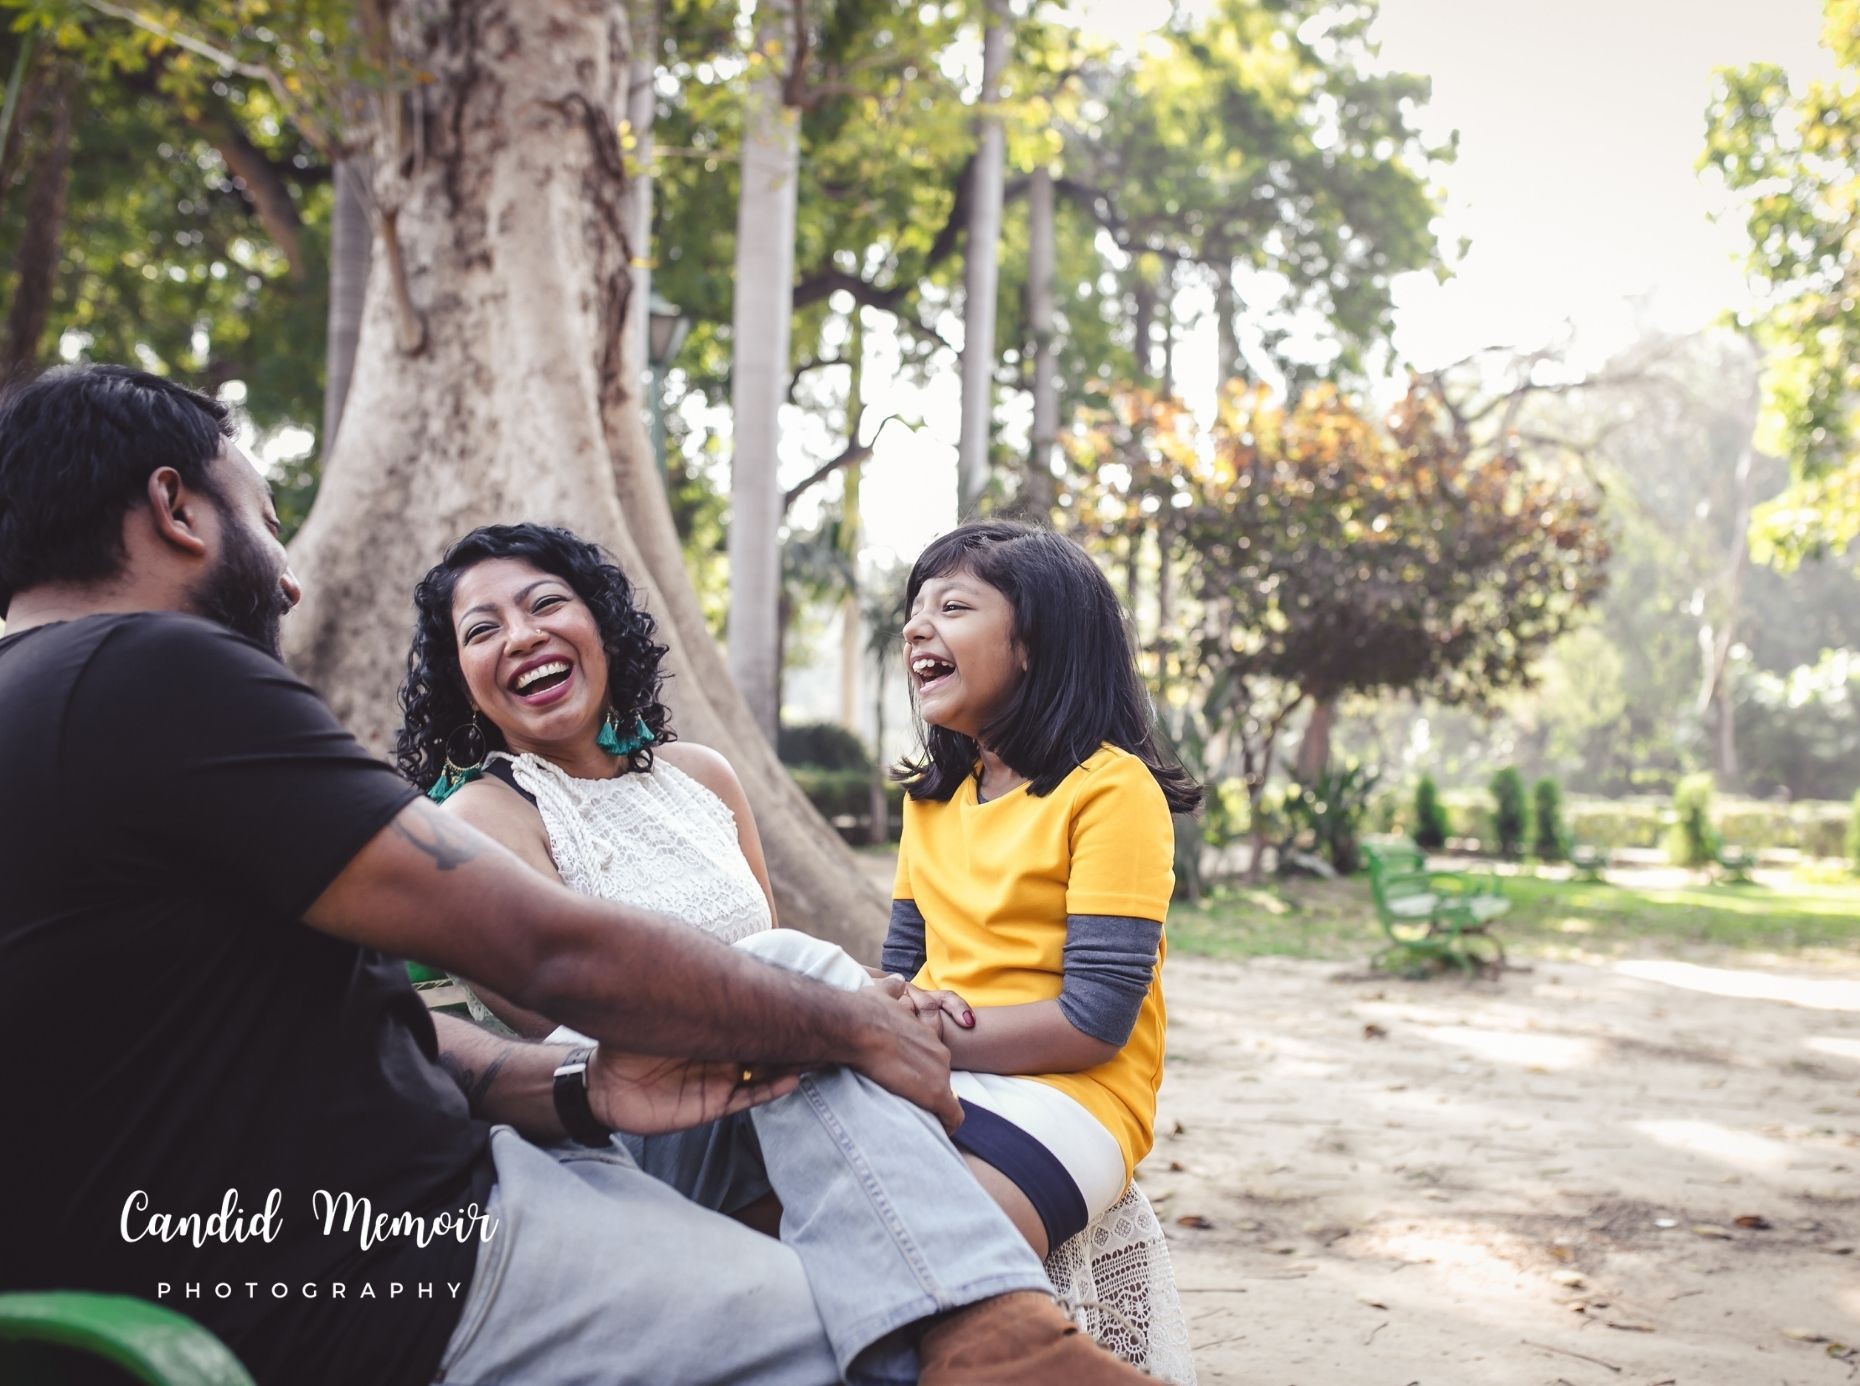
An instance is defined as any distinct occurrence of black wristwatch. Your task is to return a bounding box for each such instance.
[551,1046,613,1148]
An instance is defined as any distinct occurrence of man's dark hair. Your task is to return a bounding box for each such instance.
[0,364,234,615]
[894,519,1202,813]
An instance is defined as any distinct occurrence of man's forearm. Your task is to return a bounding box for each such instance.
[310,801,880,1068]
[432,1013,569,1140]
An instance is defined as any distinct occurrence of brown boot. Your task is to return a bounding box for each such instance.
[918,1291,1155,1384]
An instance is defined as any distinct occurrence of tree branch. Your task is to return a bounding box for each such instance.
[782,413,910,511]
[76,0,338,157]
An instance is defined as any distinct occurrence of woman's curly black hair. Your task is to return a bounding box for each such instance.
[394,523,675,791]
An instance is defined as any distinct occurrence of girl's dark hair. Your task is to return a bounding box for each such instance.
[895,520,1201,813]
[394,523,675,791]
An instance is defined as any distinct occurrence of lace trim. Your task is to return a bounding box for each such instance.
[1045,1182,1197,1383]
[499,752,772,945]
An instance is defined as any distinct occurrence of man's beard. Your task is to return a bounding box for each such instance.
[189,505,291,659]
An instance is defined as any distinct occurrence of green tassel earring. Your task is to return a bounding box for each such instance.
[598,710,655,758]
[428,714,488,802]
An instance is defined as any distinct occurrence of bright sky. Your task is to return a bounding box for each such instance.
[846,0,1839,567]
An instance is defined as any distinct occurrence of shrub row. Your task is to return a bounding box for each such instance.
[1388,789,1855,859]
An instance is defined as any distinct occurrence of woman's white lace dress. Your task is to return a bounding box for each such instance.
[487,751,1195,1383]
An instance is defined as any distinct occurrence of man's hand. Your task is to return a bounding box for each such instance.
[841,989,964,1134]
[587,1050,803,1136]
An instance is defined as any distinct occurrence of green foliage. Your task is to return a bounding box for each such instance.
[1488,767,1529,858]
[1411,774,1448,850]
[777,720,872,773]
[1169,872,1860,964]
[1735,649,1860,799]
[1847,788,1860,872]
[1703,4,1860,563]
[1280,762,1380,874]
[1666,773,1719,868]
[1531,777,1568,860]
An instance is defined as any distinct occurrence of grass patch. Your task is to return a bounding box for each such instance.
[1169,870,1860,965]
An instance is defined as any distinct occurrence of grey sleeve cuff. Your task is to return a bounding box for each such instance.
[881,898,928,977]
[1059,913,1163,1048]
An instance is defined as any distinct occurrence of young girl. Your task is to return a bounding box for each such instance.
[886,520,1201,1259]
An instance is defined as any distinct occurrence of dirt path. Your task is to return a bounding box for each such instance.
[1149,954,1860,1385]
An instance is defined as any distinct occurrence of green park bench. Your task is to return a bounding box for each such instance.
[1568,843,1609,881]
[407,960,472,1015]
[0,1293,254,1386]
[1362,840,1509,973]
[1714,843,1756,883]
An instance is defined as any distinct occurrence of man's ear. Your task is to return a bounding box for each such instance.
[143,467,211,559]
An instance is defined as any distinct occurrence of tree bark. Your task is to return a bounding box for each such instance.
[956,3,1007,515]
[1213,257,1238,397]
[1293,695,1336,782]
[623,0,659,392]
[283,0,886,958]
[1,62,72,375]
[208,113,307,277]
[1025,164,1058,518]
[321,155,372,451]
[727,0,800,743]
[1131,269,1154,386]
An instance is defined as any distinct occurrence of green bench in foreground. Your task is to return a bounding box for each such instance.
[0,1293,254,1386]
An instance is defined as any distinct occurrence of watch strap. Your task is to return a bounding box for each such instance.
[552,1045,612,1148]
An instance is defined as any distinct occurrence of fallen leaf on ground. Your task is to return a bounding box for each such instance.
[1605,1318,1655,1332]
[1363,1023,1389,1040]
[1549,1244,1576,1262]
[1783,1328,1829,1342]
[1167,1160,1185,1172]
[1170,1120,1187,1137]
[1733,1214,1773,1230]
[1691,1223,1733,1239]
[1174,1213,1213,1229]
[1357,1293,1389,1309]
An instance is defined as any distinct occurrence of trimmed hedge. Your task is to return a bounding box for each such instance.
[1370,788,1853,860]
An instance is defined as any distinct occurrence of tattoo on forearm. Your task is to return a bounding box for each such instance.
[393,811,478,871]
[440,1050,513,1113]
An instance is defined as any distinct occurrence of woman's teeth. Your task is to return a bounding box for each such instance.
[515,660,570,691]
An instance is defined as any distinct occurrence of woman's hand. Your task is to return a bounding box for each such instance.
[587,1049,803,1135]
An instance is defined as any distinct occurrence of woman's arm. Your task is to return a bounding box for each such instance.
[657,741,780,926]
[441,778,567,1038]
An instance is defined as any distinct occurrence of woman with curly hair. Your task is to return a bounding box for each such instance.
[395,522,790,1039]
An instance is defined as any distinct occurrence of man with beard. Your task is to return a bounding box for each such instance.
[0,366,1154,1386]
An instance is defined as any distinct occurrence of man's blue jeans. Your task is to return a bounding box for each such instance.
[434,932,1050,1384]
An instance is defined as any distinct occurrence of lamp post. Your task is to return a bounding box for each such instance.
[646,292,691,480]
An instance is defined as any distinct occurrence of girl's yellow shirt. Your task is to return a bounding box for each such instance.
[894,744,1174,1178]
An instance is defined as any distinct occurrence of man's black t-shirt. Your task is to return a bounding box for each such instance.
[0,614,496,1385]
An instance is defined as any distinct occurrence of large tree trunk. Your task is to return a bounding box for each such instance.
[956,3,1007,515]
[1024,164,1058,518]
[726,0,799,742]
[283,0,886,958]
[1,61,72,375]
[321,155,371,451]
[623,0,659,384]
